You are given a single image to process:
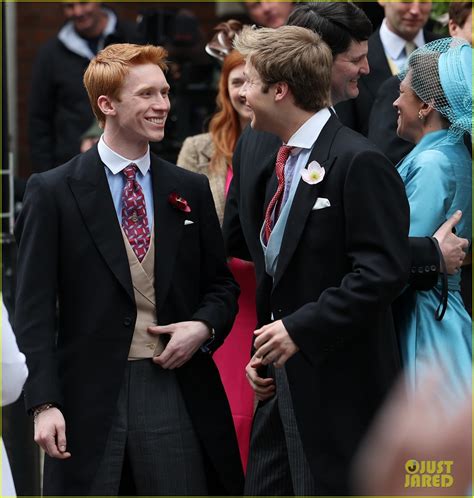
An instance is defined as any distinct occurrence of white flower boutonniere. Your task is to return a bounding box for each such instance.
[301,161,325,185]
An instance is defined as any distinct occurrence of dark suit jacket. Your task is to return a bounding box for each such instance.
[223,116,444,493]
[259,115,409,494]
[14,146,243,496]
[223,124,440,299]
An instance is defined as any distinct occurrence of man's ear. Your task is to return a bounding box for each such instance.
[274,81,290,103]
[448,19,459,38]
[97,95,117,117]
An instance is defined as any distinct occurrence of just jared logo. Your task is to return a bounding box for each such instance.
[404,459,454,488]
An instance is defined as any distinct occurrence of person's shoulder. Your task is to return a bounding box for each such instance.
[110,16,142,44]
[151,152,207,184]
[182,132,213,151]
[335,123,384,154]
[368,27,382,46]
[35,148,98,184]
[424,29,444,42]
[35,35,64,58]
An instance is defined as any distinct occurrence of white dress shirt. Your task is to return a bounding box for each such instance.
[98,136,154,232]
[379,19,426,72]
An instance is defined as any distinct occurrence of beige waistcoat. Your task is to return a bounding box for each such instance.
[121,230,164,360]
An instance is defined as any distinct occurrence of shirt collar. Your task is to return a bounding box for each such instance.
[285,108,331,154]
[380,19,425,61]
[98,135,151,176]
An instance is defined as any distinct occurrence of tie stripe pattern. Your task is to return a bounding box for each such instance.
[264,145,293,243]
[121,163,151,262]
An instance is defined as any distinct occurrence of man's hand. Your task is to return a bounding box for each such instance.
[433,210,469,274]
[34,407,71,459]
[245,355,276,402]
[253,320,299,368]
[148,321,211,369]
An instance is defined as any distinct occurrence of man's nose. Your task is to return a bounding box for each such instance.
[408,2,422,15]
[360,57,370,75]
[153,95,170,110]
[71,3,86,17]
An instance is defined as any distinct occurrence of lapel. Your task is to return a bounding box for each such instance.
[149,155,185,315]
[272,115,342,288]
[364,29,393,97]
[67,147,134,301]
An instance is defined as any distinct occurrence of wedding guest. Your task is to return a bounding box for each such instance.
[178,27,255,469]
[242,1,294,28]
[15,43,243,496]
[393,39,472,401]
[235,24,409,495]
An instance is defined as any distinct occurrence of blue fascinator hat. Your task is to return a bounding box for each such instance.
[400,37,472,138]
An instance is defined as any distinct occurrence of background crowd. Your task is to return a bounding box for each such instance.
[2,1,472,496]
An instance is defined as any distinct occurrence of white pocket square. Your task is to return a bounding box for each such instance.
[184,219,194,226]
[312,198,331,210]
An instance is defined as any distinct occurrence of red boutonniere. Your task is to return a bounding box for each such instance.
[168,192,191,213]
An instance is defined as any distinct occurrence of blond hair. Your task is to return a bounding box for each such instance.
[234,25,332,112]
[83,43,168,127]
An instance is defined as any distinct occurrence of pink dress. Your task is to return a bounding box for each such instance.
[212,167,256,471]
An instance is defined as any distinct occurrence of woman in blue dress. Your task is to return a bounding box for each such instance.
[393,38,472,403]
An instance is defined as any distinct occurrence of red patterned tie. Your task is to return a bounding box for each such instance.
[264,145,293,243]
[121,163,151,262]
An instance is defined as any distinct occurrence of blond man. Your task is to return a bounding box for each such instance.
[15,43,243,496]
[234,26,410,495]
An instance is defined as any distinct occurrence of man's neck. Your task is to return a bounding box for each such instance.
[277,109,317,144]
[102,131,148,161]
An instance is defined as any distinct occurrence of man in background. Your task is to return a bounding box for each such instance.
[242,1,294,28]
[336,0,436,143]
[28,2,140,173]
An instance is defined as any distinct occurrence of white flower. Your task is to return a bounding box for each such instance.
[301,161,325,185]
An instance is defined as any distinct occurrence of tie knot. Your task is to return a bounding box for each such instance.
[405,41,416,56]
[123,163,138,180]
[277,145,293,163]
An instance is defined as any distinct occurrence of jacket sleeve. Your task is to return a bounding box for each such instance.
[408,237,439,290]
[14,174,63,412]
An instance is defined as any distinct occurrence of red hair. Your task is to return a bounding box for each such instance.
[208,50,246,171]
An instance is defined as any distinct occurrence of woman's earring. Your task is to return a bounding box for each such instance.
[418,110,424,120]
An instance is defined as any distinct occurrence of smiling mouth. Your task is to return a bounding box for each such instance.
[146,117,166,125]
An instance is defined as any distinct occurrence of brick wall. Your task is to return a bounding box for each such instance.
[15,2,227,178]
